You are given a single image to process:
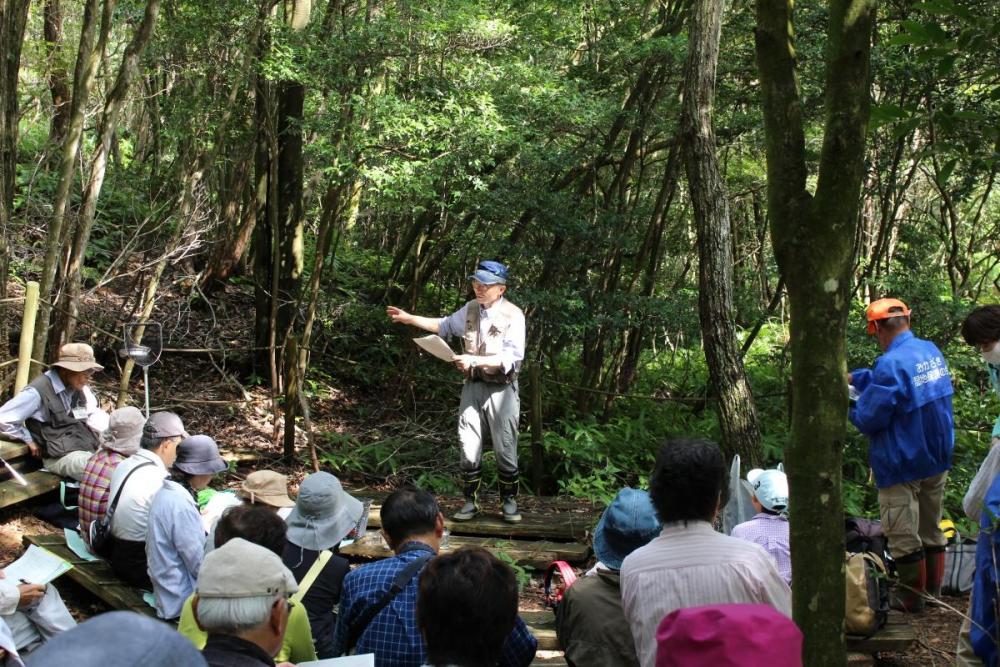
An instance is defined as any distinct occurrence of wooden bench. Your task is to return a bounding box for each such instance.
[340,531,591,569]
[22,533,156,618]
[1,440,61,510]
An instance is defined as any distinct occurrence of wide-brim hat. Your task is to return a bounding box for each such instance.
[102,406,146,455]
[51,343,104,373]
[238,470,295,508]
[286,471,364,550]
[593,488,661,570]
[655,604,803,667]
[174,435,228,476]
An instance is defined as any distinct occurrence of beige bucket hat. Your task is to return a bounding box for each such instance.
[238,470,295,508]
[51,343,104,373]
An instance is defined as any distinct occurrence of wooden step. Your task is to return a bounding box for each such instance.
[22,533,155,617]
[0,439,30,461]
[359,499,593,542]
[340,531,590,569]
[0,470,62,509]
[521,610,558,651]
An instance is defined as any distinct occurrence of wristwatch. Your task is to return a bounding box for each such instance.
[470,359,478,369]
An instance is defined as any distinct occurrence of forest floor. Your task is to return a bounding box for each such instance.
[0,275,970,664]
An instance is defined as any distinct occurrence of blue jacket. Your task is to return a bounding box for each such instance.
[849,331,954,488]
[973,473,1000,666]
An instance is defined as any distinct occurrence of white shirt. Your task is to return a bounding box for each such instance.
[108,449,169,541]
[621,521,792,667]
[0,370,108,444]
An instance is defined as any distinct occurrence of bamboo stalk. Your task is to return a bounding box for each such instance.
[15,282,40,393]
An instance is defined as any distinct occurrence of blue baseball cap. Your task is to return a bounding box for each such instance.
[593,488,661,570]
[469,260,509,285]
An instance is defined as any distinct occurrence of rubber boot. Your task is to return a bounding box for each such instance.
[453,469,481,522]
[891,551,926,613]
[924,545,946,600]
[499,473,522,523]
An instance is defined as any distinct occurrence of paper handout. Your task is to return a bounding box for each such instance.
[64,528,100,562]
[413,335,456,362]
[2,545,72,584]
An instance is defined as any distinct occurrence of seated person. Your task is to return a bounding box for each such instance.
[205,470,296,555]
[78,406,145,541]
[417,547,519,667]
[556,487,660,667]
[107,411,187,588]
[282,471,359,658]
[239,470,296,519]
[1,617,23,667]
[655,604,803,667]
[178,505,317,664]
[193,538,299,667]
[621,438,791,666]
[731,468,791,585]
[0,343,108,480]
[147,435,227,620]
[331,488,537,667]
[0,569,75,659]
[20,610,206,667]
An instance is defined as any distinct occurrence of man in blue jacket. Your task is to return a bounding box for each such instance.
[848,298,954,613]
[972,473,1000,666]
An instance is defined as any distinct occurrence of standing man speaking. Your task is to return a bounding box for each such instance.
[387,261,526,523]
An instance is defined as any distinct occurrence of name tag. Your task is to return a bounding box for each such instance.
[71,406,89,420]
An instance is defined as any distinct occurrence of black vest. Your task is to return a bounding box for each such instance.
[25,373,100,458]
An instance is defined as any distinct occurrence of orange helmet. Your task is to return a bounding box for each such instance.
[866,298,911,335]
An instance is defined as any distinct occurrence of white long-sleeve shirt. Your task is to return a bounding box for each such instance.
[0,370,108,444]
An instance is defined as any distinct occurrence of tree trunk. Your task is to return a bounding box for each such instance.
[0,0,30,389]
[32,0,115,368]
[681,0,762,465]
[755,0,876,663]
[43,0,71,147]
[55,0,162,348]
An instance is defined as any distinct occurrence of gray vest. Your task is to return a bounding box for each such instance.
[25,374,100,458]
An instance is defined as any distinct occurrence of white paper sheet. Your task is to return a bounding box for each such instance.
[3,545,72,585]
[296,655,375,667]
[413,335,456,362]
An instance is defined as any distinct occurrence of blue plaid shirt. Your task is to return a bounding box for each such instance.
[331,541,537,667]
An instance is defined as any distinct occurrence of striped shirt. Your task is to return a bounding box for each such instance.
[731,513,792,585]
[621,521,792,667]
[78,448,128,538]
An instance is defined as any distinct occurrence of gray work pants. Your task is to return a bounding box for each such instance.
[457,380,519,477]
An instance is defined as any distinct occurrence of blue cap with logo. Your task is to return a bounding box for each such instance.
[469,260,509,285]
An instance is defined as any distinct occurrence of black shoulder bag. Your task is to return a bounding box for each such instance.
[346,544,434,652]
[89,460,154,558]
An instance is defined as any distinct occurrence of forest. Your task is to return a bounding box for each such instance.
[0,0,998,662]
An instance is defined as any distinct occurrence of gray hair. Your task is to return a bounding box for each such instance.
[195,594,282,634]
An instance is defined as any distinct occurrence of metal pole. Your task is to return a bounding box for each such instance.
[14,282,40,393]
[143,367,150,417]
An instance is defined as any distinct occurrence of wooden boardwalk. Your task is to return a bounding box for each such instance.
[0,440,60,509]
